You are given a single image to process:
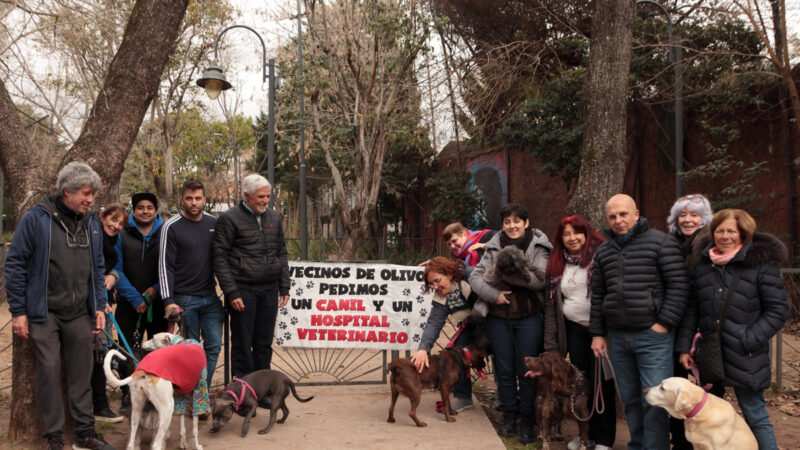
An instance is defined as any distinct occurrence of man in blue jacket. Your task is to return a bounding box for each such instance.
[6,162,115,450]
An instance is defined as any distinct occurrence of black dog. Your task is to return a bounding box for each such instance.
[210,369,314,437]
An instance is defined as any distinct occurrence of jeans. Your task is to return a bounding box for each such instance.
[565,320,617,447]
[175,294,224,386]
[487,314,544,417]
[710,385,778,450]
[30,314,95,438]
[607,328,674,450]
[453,328,473,400]
[230,287,279,377]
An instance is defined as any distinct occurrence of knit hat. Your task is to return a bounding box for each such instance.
[131,192,159,210]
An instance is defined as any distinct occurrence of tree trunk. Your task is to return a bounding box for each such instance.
[566,0,635,225]
[7,336,36,443]
[1,0,190,442]
[64,0,190,205]
[0,82,41,222]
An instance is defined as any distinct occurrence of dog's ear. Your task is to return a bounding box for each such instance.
[673,385,696,418]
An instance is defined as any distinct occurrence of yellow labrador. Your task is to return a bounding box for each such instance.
[645,377,756,450]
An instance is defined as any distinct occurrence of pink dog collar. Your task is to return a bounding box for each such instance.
[685,391,708,419]
[225,377,258,412]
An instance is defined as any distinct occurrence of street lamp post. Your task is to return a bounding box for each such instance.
[637,0,684,198]
[296,0,309,260]
[197,25,277,201]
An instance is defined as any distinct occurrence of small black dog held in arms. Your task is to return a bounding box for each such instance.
[210,369,313,437]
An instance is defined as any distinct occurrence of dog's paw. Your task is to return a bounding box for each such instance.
[415,421,428,427]
[446,416,456,423]
[387,417,395,423]
[258,428,270,435]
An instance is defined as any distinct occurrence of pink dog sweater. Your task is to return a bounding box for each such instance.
[136,344,207,395]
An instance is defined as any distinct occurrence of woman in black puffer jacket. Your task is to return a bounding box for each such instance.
[678,209,788,450]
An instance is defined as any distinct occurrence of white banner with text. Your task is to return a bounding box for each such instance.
[274,262,433,350]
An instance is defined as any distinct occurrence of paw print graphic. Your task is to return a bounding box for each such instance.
[283,332,292,340]
[291,280,297,287]
[295,288,304,297]
[416,295,425,304]
[279,322,288,330]
[402,288,411,297]
[412,334,420,343]
[306,281,315,289]
[419,285,426,294]
[401,318,410,326]
[290,317,299,325]
[281,308,289,316]
[420,323,427,329]
[276,337,285,345]
[419,308,428,318]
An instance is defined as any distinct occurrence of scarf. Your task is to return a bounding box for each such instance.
[443,284,470,312]
[709,244,742,266]
[549,249,594,302]
[499,228,533,251]
[610,218,647,247]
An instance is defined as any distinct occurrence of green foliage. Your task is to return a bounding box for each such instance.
[425,170,486,229]
[496,69,585,188]
[683,122,768,210]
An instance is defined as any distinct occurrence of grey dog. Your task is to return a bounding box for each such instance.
[210,369,314,437]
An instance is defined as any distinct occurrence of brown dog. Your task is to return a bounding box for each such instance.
[524,351,590,450]
[387,345,487,427]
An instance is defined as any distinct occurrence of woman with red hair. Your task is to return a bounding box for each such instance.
[543,214,616,450]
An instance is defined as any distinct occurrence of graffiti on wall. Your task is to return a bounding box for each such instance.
[467,150,508,229]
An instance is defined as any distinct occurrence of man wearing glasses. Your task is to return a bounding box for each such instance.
[5,162,115,450]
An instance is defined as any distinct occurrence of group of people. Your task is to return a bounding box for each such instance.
[416,193,788,450]
[6,162,290,450]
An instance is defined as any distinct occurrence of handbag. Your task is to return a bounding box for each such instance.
[694,274,739,385]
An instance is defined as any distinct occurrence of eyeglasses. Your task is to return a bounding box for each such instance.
[55,216,90,248]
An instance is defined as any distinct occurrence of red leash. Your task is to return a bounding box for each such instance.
[688,332,713,392]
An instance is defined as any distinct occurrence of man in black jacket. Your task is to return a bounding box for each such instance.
[590,194,688,450]
[213,174,290,377]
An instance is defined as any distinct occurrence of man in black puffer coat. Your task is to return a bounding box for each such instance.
[590,194,689,450]
[213,174,290,377]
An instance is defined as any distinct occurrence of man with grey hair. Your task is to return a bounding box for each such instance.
[213,174,290,377]
[6,162,115,450]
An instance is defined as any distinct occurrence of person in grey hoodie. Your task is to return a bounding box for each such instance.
[469,203,551,445]
[6,162,115,450]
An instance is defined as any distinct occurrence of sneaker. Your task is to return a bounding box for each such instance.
[567,437,581,450]
[94,407,124,424]
[594,446,612,450]
[46,435,64,450]
[73,435,116,450]
[451,396,474,412]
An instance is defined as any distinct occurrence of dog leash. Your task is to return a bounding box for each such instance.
[688,332,713,391]
[225,377,258,412]
[106,311,140,365]
[573,350,617,422]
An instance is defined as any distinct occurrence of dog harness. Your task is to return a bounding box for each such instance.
[226,377,258,412]
[685,391,709,419]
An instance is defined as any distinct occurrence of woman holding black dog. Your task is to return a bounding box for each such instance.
[412,257,483,413]
[543,214,615,450]
[469,204,551,444]
[678,209,788,450]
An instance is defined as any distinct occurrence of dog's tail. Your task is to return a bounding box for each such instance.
[103,349,133,388]
[288,380,314,403]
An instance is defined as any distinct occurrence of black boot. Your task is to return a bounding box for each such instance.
[518,415,536,445]
[498,411,517,437]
